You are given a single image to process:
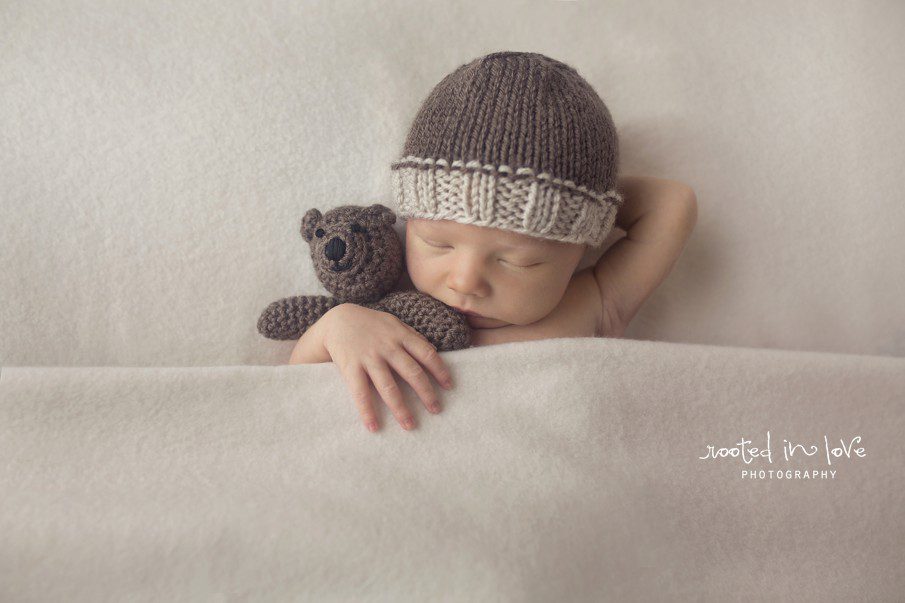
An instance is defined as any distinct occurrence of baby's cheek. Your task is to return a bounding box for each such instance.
[405,253,441,294]
[522,279,568,318]
[499,285,549,323]
[404,250,427,279]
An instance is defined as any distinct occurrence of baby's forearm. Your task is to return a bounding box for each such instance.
[288,317,332,364]
[595,176,698,327]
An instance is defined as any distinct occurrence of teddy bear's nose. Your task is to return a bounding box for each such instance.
[324,237,346,261]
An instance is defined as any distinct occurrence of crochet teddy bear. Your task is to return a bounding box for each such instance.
[257,203,471,352]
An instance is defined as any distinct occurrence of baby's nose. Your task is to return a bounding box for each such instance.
[324,237,346,261]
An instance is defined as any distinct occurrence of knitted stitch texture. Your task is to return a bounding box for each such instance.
[391,51,623,247]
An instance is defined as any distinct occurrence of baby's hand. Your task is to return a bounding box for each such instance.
[319,303,454,433]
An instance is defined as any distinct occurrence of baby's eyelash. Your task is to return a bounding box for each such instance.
[421,236,539,267]
[421,237,451,249]
[500,259,538,268]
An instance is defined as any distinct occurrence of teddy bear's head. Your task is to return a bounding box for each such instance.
[300,204,404,304]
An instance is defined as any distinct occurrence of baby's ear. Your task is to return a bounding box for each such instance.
[364,203,397,227]
[300,208,323,242]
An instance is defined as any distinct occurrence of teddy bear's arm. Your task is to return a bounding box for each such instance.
[373,291,471,352]
[257,295,340,340]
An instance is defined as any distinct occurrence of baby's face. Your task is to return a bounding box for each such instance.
[405,218,585,329]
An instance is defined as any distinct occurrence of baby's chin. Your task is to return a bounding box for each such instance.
[464,314,509,329]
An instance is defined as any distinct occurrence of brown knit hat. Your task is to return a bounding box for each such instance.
[390,51,622,247]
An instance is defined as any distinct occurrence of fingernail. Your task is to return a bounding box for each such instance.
[367,422,378,432]
[403,418,414,430]
[443,379,453,389]
[429,402,441,414]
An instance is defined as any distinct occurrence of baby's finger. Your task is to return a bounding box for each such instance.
[401,336,454,390]
[386,348,442,414]
[337,363,380,433]
[364,360,415,431]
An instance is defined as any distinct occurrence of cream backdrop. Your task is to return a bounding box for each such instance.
[2,0,904,365]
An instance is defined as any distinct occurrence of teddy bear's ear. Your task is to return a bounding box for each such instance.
[300,208,323,242]
[365,204,397,227]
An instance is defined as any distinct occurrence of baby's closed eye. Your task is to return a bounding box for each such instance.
[417,236,541,268]
[421,238,451,249]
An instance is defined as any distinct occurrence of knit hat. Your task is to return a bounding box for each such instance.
[390,51,622,248]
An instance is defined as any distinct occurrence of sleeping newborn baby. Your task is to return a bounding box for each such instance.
[289,51,697,433]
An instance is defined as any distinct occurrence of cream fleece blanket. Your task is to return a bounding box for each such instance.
[2,337,903,600]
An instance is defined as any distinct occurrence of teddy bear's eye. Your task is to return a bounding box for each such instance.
[350,223,366,234]
[315,228,325,238]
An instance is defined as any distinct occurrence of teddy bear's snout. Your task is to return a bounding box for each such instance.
[323,236,355,272]
[324,237,346,261]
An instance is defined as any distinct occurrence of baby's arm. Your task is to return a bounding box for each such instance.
[287,303,453,433]
[594,175,698,336]
[288,316,332,364]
